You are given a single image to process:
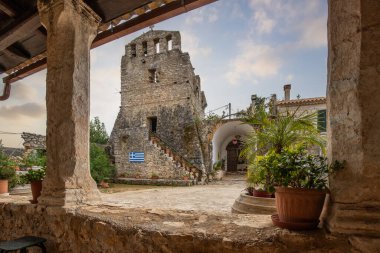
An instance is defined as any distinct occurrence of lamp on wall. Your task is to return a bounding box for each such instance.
[232,135,241,145]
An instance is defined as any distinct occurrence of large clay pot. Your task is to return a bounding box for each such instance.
[0,179,8,194]
[30,180,43,204]
[275,187,326,224]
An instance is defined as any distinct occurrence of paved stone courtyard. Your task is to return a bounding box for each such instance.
[102,174,246,214]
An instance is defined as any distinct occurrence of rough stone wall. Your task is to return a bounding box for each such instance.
[0,201,355,253]
[21,132,46,150]
[119,140,190,179]
[110,30,207,179]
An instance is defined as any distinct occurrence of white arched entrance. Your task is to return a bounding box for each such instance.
[212,120,253,171]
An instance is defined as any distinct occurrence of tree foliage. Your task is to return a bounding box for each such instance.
[89,117,115,182]
[90,117,109,144]
[22,150,46,168]
[90,143,115,183]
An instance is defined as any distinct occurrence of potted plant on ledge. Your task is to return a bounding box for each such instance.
[241,100,326,198]
[0,151,16,195]
[267,148,343,230]
[246,155,275,198]
[22,167,45,204]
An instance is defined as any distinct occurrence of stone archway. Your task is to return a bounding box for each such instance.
[211,120,252,169]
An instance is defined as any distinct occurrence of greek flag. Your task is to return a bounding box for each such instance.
[129,152,145,163]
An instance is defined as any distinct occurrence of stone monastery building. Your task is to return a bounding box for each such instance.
[110,30,207,181]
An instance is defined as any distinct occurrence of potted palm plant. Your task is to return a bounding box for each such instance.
[0,151,16,195]
[241,98,326,198]
[266,148,343,230]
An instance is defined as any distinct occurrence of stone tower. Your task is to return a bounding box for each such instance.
[110,30,207,181]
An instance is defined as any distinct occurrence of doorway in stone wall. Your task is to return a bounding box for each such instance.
[148,116,157,134]
[226,139,243,172]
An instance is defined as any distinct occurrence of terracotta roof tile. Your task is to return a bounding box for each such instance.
[276,97,326,106]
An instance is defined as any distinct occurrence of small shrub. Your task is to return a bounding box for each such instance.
[21,150,46,168]
[213,160,223,171]
[22,168,46,183]
[0,151,16,181]
[90,143,115,183]
[266,148,343,192]
[0,167,16,180]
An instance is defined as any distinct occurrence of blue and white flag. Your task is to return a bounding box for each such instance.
[129,152,145,163]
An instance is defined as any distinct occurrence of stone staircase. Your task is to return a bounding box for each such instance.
[149,133,203,182]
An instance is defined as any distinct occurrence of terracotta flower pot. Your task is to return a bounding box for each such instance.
[252,189,273,198]
[275,187,326,224]
[0,179,8,194]
[30,180,43,204]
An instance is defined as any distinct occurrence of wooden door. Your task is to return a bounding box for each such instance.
[226,140,242,172]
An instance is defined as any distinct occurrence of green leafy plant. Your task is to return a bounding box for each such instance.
[0,151,16,180]
[213,160,223,171]
[22,167,46,183]
[90,117,109,144]
[241,98,326,192]
[264,148,344,192]
[90,143,115,183]
[247,154,276,192]
[22,150,46,168]
[0,167,16,180]
[241,100,326,162]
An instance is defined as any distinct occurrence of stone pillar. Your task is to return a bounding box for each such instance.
[326,0,380,243]
[37,0,102,206]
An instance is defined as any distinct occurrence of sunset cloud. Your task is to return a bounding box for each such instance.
[0,102,45,119]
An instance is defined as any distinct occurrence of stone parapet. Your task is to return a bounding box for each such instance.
[0,196,355,253]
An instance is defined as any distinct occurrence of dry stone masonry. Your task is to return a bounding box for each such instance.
[21,132,46,151]
[110,30,208,182]
[0,197,354,253]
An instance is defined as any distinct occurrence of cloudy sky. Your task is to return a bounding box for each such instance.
[0,0,327,147]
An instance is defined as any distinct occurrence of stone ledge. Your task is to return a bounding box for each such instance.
[113,177,196,186]
[0,195,353,252]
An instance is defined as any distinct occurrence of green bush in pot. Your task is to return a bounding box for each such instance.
[265,147,343,230]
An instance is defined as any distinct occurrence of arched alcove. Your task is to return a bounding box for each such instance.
[211,120,253,170]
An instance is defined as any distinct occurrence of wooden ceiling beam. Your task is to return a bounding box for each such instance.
[3,57,46,83]
[3,44,31,61]
[0,63,6,72]
[0,13,41,52]
[92,0,217,48]
[0,0,16,17]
